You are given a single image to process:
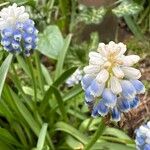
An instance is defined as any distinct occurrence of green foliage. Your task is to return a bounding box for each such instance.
[112,1,143,17]
[0,54,13,98]
[37,25,64,60]
[78,5,106,24]
[0,0,148,150]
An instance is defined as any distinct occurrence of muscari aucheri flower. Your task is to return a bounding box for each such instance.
[0,3,38,56]
[81,41,145,121]
[135,121,150,150]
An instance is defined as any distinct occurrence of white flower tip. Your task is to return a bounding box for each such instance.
[96,69,109,83]
[123,55,140,66]
[0,3,29,30]
[147,122,150,128]
[139,126,148,134]
[139,87,145,94]
[110,76,122,94]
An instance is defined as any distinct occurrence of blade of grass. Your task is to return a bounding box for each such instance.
[0,99,14,121]
[0,53,13,98]
[12,122,28,147]
[84,118,106,150]
[0,128,22,147]
[36,123,48,150]
[93,142,135,150]
[41,64,53,85]
[34,51,45,94]
[40,66,77,113]
[53,66,77,87]
[54,121,88,144]
[51,86,68,122]
[26,57,37,102]
[124,15,144,40]
[10,64,34,111]
[9,86,41,136]
[16,55,31,77]
[8,86,55,150]
[55,34,72,80]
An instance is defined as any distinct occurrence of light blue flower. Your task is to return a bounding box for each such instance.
[91,106,99,117]
[135,121,150,150]
[130,80,145,94]
[102,88,117,107]
[121,80,136,99]
[118,97,130,112]
[81,74,94,90]
[1,28,13,37]
[97,100,109,116]
[0,4,38,56]
[85,87,94,103]
[144,144,150,150]
[81,41,145,122]
[129,96,140,109]
[111,107,121,122]
[89,80,105,97]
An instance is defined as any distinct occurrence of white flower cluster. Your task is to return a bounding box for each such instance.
[81,41,145,121]
[66,68,83,87]
[0,3,29,30]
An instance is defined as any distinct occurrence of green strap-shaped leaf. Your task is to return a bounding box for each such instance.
[93,142,136,150]
[55,34,72,79]
[51,86,68,122]
[40,66,78,113]
[54,121,88,145]
[9,87,41,136]
[0,53,13,98]
[0,128,22,147]
[53,66,77,87]
[36,123,48,150]
[41,64,53,85]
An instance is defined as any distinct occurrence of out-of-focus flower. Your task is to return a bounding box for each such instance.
[0,3,38,56]
[135,121,150,150]
[66,68,83,87]
[81,41,145,121]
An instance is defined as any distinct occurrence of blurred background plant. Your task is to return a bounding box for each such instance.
[0,0,149,150]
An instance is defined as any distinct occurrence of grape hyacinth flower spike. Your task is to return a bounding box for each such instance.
[0,3,38,56]
[81,41,145,122]
[135,121,150,150]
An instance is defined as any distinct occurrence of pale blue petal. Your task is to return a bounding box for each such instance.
[111,107,121,122]
[121,80,136,99]
[2,28,13,37]
[89,80,105,97]
[130,80,145,94]
[135,136,145,145]
[97,100,109,116]
[144,144,150,150]
[85,87,94,102]
[129,96,140,109]
[91,106,99,117]
[81,74,94,90]
[118,97,130,112]
[102,88,117,107]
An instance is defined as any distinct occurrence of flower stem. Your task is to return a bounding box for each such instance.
[84,118,106,150]
[26,57,37,103]
[34,51,44,94]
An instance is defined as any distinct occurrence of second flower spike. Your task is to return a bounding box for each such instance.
[81,41,145,122]
[0,3,38,56]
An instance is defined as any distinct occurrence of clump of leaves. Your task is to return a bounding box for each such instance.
[77,5,106,24]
